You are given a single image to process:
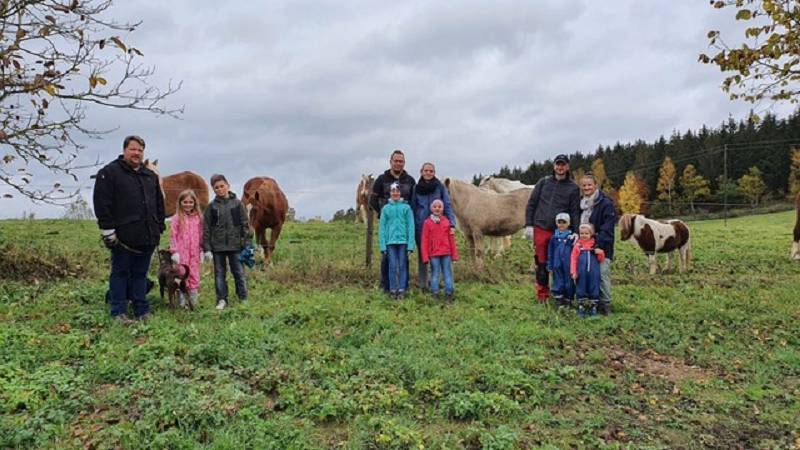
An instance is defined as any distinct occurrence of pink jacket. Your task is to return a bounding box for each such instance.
[170,213,203,291]
[420,216,459,263]
[570,238,605,278]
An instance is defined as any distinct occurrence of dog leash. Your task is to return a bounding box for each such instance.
[100,236,144,254]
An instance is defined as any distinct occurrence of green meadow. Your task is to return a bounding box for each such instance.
[1,211,798,449]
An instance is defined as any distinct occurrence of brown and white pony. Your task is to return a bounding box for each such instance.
[619,214,691,274]
[355,174,373,223]
[793,191,800,260]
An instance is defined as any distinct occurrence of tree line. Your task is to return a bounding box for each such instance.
[475,110,800,216]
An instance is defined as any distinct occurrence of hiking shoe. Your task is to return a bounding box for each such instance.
[444,293,454,304]
[216,299,227,310]
[397,291,406,301]
[598,303,610,316]
[137,313,152,323]
[113,314,133,326]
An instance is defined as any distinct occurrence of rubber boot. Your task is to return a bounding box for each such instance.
[188,290,199,309]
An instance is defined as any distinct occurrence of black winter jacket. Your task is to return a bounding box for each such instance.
[93,156,165,248]
[368,169,416,216]
[524,175,581,232]
[586,191,617,260]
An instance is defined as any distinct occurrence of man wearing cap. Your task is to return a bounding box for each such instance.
[93,135,165,324]
[524,154,581,303]
[369,149,416,292]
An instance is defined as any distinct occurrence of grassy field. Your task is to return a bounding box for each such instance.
[1,211,798,449]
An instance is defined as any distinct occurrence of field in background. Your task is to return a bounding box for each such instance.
[1,212,799,449]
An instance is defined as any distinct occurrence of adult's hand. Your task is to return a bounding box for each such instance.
[523,226,533,241]
[203,251,213,262]
[101,229,118,249]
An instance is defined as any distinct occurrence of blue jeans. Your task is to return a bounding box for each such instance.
[213,251,247,301]
[109,245,155,318]
[386,244,408,293]
[429,255,453,295]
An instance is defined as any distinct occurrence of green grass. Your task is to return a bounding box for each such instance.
[1,212,799,449]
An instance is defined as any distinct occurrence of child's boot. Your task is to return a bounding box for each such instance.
[589,300,598,317]
[188,290,199,309]
[577,298,587,318]
[178,292,187,309]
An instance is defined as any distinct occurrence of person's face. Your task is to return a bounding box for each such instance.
[213,180,230,198]
[580,228,591,240]
[553,161,568,176]
[390,188,401,200]
[181,196,196,214]
[390,154,405,173]
[557,220,569,231]
[123,140,144,169]
[581,177,598,197]
[421,164,435,181]
[430,201,443,216]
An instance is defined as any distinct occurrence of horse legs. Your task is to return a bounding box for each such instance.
[648,254,657,275]
[792,240,800,260]
[255,226,268,261]
[472,231,484,265]
[677,246,688,273]
[666,251,673,273]
[265,223,283,267]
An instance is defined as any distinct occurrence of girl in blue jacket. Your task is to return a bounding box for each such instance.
[380,183,416,300]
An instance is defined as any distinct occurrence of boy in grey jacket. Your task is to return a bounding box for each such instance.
[203,174,252,310]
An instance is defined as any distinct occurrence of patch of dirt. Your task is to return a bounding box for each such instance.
[607,348,714,383]
[0,243,84,282]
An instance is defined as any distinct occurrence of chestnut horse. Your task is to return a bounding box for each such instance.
[242,177,289,266]
[793,191,800,260]
[144,160,209,217]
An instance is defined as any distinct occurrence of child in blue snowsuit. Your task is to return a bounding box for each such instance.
[571,223,606,318]
[547,212,574,308]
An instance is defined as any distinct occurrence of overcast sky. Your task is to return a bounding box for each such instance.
[2,1,794,220]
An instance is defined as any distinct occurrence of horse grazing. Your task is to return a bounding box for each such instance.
[242,177,288,267]
[793,191,800,260]
[144,160,209,217]
[356,174,374,223]
[444,177,530,261]
[619,214,691,274]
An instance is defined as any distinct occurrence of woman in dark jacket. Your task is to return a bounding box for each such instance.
[411,162,456,289]
[579,173,616,315]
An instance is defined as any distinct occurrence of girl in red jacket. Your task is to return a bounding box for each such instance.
[571,223,605,317]
[421,199,459,303]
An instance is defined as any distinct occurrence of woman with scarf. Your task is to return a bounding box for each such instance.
[411,162,457,289]
[579,172,616,315]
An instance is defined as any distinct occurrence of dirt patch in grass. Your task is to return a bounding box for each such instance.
[607,348,714,383]
[0,243,85,282]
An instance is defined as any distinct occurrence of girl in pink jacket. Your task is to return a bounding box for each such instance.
[170,189,204,308]
[421,199,459,303]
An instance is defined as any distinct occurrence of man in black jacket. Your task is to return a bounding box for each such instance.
[524,154,581,303]
[93,135,165,323]
[369,149,416,293]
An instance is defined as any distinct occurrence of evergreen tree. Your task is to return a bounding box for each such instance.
[680,164,711,213]
[656,157,677,213]
[738,166,767,207]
